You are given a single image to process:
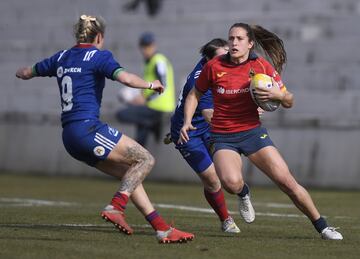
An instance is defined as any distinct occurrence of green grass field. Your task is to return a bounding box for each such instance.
[0,174,359,259]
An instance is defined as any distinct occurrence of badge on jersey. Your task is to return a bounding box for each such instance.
[93,146,106,156]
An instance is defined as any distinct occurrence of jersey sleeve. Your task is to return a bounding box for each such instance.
[195,63,212,94]
[263,59,287,92]
[96,50,123,80]
[34,51,63,77]
[198,90,213,111]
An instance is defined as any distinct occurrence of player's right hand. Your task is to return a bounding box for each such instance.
[151,80,164,94]
[15,67,33,80]
[178,123,197,144]
[257,107,265,118]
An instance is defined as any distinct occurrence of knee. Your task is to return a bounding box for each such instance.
[132,149,155,176]
[143,152,155,173]
[221,178,244,194]
[203,177,221,193]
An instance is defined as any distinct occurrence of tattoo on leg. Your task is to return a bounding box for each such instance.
[118,144,154,193]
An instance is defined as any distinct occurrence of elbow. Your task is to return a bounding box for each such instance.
[281,92,294,109]
[282,102,293,109]
[201,109,213,123]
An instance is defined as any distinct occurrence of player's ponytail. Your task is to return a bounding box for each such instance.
[74,14,106,44]
[230,23,287,74]
[251,24,287,74]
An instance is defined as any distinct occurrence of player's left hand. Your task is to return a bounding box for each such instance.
[254,78,283,102]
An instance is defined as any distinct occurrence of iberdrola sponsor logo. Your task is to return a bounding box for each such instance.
[217,86,225,94]
[216,86,250,95]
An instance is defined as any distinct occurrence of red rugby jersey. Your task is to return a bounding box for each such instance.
[195,53,285,133]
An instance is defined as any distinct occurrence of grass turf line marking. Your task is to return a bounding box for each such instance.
[154,203,306,218]
[227,200,295,208]
[1,197,350,219]
[0,197,78,207]
[0,223,152,228]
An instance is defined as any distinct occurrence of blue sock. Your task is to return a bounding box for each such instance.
[237,183,249,198]
[312,216,328,233]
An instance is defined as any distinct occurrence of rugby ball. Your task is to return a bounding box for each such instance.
[250,73,280,112]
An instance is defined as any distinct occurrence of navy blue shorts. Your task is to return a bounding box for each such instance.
[62,120,122,167]
[211,127,274,156]
[173,132,213,174]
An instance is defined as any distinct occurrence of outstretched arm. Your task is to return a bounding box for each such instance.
[115,70,164,94]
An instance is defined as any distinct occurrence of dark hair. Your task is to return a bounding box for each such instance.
[200,38,228,60]
[229,23,287,73]
[139,32,155,46]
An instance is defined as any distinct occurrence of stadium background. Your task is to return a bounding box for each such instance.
[1,0,360,188]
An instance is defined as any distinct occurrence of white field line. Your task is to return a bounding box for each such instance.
[0,197,78,207]
[0,223,151,228]
[254,202,295,209]
[0,197,353,219]
[226,200,295,209]
[154,203,306,218]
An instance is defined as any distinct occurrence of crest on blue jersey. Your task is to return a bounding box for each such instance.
[57,66,64,78]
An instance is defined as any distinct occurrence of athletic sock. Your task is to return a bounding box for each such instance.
[145,210,170,231]
[110,192,129,211]
[312,216,328,233]
[204,188,229,222]
[237,183,250,198]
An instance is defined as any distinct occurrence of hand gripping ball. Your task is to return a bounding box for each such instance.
[250,73,280,112]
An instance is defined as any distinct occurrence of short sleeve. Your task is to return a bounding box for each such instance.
[96,50,123,80]
[198,90,213,111]
[34,51,63,77]
[195,62,212,94]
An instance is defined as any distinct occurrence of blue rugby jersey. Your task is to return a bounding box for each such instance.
[170,57,213,140]
[34,44,122,127]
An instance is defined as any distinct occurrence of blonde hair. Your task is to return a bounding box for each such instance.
[74,14,106,44]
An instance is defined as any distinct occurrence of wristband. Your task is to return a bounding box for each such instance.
[148,82,154,90]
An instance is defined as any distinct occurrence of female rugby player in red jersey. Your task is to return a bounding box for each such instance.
[16,14,193,243]
[180,23,342,240]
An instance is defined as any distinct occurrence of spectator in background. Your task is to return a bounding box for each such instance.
[116,32,175,147]
[123,0,163,17]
